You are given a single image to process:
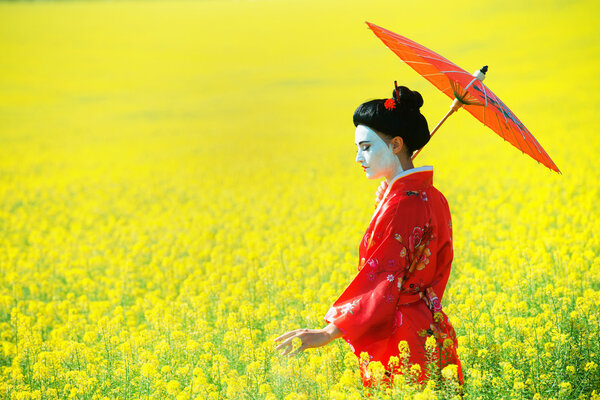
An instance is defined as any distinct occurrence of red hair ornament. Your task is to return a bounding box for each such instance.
[384,80,402,110]
[384,98,396,110]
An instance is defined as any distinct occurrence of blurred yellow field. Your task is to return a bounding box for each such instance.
[1,0,599,399]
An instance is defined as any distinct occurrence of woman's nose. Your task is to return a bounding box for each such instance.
[356,152,364,163]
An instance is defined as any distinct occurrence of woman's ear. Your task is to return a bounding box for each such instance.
[390,136,405,155]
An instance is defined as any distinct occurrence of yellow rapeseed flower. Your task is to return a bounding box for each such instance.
[398,340,410,356]
[514,381,525,390]
[585,361,598,372]
[425,336,437,354]
[441,364,458,381]
[367,360,385,382]
[410,363,422,380]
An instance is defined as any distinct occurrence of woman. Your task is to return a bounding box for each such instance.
[274,83,463,387]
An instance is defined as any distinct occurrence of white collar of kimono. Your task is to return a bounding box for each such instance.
[388,165,433,188]
[370,165,434,223]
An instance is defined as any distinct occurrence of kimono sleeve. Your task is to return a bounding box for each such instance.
[324,197,429,355]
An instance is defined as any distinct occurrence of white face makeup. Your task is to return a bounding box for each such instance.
[355,124,402,181]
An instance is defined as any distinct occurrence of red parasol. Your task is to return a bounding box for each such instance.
[366,22,560,173]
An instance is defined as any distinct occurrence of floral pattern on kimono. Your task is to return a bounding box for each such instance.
[324,166,462,387]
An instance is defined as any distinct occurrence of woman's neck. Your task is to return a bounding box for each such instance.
[385,155,414,184]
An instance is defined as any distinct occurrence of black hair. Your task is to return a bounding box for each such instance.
[353,85,430,154]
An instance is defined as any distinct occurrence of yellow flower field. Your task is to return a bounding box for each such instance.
[1,0,599,399]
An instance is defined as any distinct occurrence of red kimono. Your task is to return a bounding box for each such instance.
[324,166,463,386]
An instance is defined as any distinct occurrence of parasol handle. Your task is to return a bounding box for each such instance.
[411,98,463,160]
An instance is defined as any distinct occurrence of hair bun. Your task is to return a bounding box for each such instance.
[353,83,430,154]
[392,85,424,110]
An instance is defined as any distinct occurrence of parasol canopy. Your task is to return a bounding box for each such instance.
[366,22,560,173]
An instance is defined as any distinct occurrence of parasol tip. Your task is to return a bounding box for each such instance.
[472,65,488,82]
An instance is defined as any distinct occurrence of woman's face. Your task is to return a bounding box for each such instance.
[355,124,401,180]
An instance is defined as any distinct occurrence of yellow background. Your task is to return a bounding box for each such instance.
[1,0,599,398]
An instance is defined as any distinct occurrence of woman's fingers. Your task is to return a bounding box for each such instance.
[273,330,307,357]
[274,328,328,357]
[273,330,298,343]
[275,339,293,355]
[274,330,306,357]
[274,334,297,351]
[375,180,389,203]
[287,343,306,357]
[279,342,293,356]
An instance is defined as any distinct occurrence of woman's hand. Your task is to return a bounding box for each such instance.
[375,180,388,205]
[273,324,342,357]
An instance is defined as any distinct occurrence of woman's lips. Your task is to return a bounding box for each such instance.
[362,166,369,171]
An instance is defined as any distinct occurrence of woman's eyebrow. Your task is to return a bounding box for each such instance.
[356,141,371,146]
